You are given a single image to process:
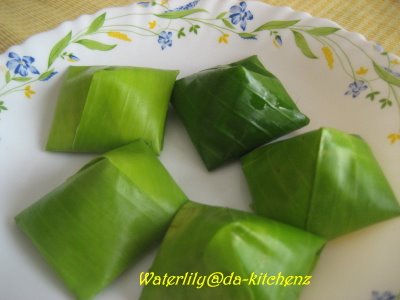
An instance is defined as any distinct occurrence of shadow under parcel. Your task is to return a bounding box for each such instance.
[242,127,400,240]
[171,55,309,170]
[140,202,326,300]
[15,141,188,299]
[14,54,400,300]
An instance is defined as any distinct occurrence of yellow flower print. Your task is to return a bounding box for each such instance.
[388,133,400,144]
[390,59,400,65]
[321,46,334,70]
[107,31,132,42]
[218,33,229,44]
[356,66,368,75]
[24,86,35,99]
[148,20,157,29]
[161,0,168,4]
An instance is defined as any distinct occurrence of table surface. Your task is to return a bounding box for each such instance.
[0,0,399,56]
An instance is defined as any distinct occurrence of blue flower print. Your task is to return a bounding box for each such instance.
[374,43,384,53]
[168,0,199,12]
[68,54,79,62]
[6,52,40,77]
[158,31,173,50]
[229,2,254,31]
[384,66,400,78]
[60,52,80,62]
[344,80,368,98]
[137,2,151,7]
[40,71,58,82]
[372,291,397,300]
[275,35,283,46]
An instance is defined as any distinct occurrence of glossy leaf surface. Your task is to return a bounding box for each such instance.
[15,141,188,299]
[171,55,309,170]
[46,66,179,154]
[140,202,326,300]
[242,127,400,239]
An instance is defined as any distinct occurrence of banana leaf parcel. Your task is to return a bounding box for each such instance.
[46,66,179,154]
[242,127,400,240]
[171,55,309,170]
[15,140,188,300]
[140,202,326,300]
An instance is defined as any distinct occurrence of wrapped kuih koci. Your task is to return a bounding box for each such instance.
[15,140,188,300]
[46,66,179,154]
[171,55,309,170]
[140,202,326,300]
[242,127,400,239]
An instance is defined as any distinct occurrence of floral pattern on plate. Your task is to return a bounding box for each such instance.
[0,0,399,144]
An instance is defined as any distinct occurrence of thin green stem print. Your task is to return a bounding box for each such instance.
[0,0,399,142]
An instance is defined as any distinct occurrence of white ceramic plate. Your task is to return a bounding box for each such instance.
[1,1,399,299]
